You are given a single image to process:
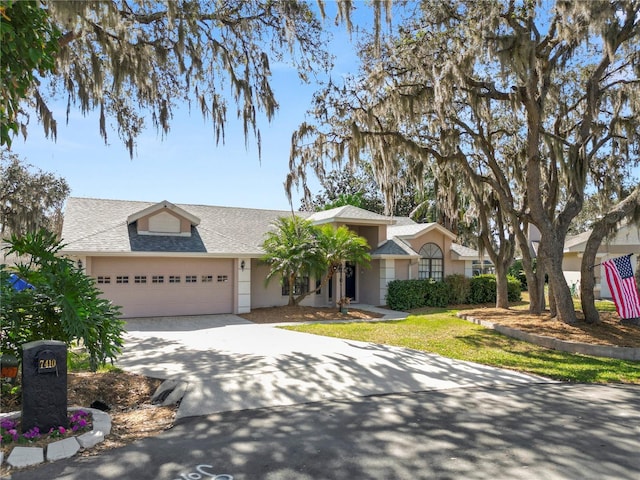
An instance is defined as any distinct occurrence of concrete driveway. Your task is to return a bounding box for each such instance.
[116,313,548,419]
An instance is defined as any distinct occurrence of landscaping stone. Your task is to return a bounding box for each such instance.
[77,430,104,449]
[7,446,44,468]
[90,409,112,435]
[152,379,189,406]
[47,437,80,462]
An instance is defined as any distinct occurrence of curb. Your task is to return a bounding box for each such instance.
[457,313,640,361]
[0,407,111,470]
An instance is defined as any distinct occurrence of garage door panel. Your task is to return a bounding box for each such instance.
[91,257,233,317]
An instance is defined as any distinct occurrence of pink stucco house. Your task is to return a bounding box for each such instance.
[60,197,484,317]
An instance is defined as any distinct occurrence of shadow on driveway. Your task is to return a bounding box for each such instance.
[117,315,547,418]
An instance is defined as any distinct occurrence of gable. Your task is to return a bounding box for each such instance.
[127,200,200,237]
[148,211,180,233]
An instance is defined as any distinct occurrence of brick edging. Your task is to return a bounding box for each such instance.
[456,313,640,361]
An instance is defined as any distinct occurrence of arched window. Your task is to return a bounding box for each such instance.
[418,243,444,280]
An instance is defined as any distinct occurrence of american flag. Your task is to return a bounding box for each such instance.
[602,255,640,320]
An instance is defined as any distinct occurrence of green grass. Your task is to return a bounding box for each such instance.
[283,310,640,384]
[68,349,122,373]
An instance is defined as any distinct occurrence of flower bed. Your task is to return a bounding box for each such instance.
[1,410,92,452]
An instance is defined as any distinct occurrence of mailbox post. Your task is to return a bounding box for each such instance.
[21,340,68,434]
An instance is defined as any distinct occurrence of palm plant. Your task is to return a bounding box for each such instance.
[261,216,323,306]
[261,217,371,306]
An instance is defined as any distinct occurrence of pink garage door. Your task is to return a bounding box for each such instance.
[90,257,233,317]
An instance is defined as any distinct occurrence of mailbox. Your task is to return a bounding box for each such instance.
[21,340,68,433]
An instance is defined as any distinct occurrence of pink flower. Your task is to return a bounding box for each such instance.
[58,426,66,435]
[23,427,41,440]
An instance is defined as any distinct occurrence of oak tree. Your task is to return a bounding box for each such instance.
[289,0,640,322]
[6,0,361,156]
[0,150,70,237]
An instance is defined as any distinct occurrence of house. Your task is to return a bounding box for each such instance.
[60,197,485,318]
[563,222,640,299]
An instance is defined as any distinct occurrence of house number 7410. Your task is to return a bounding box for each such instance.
[39,358,57,369]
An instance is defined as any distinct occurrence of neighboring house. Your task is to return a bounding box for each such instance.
[60,197,487,318]
[563,222,640,299]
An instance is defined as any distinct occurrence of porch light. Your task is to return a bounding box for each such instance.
[240,260,246,271]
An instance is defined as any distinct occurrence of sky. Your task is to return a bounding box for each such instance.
[8,5,369,212]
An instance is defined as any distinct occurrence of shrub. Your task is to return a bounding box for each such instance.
[387,274,521,310]
[468,274,522,304]
[468,274,497,304]
[444,274,471,304]
[386,278,450,310]
[1,230,124,371]
[386,279,429,310]
[508,259,527,291]
[423,280,450,307]
[507,274,522,302]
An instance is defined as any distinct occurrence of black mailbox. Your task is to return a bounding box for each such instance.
[21,340,68,433]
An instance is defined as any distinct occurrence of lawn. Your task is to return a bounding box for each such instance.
[283,309,640,384]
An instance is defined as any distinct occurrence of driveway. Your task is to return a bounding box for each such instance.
[116,313,547,419]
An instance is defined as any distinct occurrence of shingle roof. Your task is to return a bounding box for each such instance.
[450,243,481,259]
[307,205,395,225]
[62,198,481,260]
[61,197,304,256]
[388,221,457,240]
[564,229,592,251]
[371,238,419,257]
[390,216,416,226]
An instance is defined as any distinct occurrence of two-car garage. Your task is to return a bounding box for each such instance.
[89,256,234,318]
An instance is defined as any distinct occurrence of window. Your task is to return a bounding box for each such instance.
[282,276,309,296]
[201,275,213,283]
[97,276,111,284]
[472,260,495,276]
[152,275,164,284]
[418,243,444,281]
[217,275,228,283]
[185,275,197,283]
[116,276,129,284]
[169,275,181,283]
[134,275,147,284]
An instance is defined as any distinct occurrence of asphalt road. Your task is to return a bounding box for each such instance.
[8,383,640,480]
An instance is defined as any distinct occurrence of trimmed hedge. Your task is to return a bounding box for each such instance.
[386,278,451,310]
[385,274,521,310]
[444,274,471,305]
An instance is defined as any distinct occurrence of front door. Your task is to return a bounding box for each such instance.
[345,262,356,301]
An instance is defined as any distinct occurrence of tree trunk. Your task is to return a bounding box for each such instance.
[515,225,544,314]
[288,274,296,306]
[545,245,575,323]
[581,225,604,324]
[580,184,640,323]
[580,260,599,324]
[547,273,557,318]
[494,261,510,309]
